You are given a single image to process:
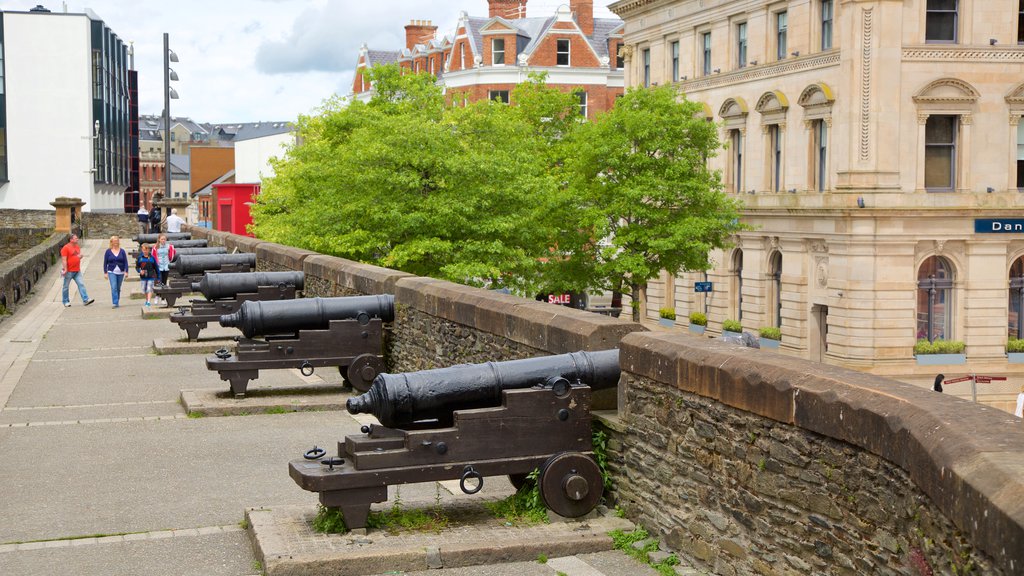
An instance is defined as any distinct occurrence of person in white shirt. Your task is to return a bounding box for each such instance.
[1015,384,1024,419]
[136,205,149,235]
[165,208,185,233]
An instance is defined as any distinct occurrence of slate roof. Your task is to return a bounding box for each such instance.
[138,115,292,144]
[366,50,401,67]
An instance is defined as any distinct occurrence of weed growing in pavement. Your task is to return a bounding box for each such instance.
[486,469,547,526]
[312,505,347,534]
[187,411,205,419]
[263,406,289,415]
[536,553,548,564]
[366,490,450,535]
[610,528,681,576]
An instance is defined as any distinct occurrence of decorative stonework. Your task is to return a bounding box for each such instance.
[903,48,1024,62]
[859,8,873,162]
[809,241,827,253]
[816,259,829,287]
[912,77,981,105]
[934,240,946,254]
[682,52,839,92]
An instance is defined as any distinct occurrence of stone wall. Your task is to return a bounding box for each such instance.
[82,213,136,240]
[183,225,1024,575]
[0,232,66,316]
[0,209,54,229]
[0,228,52,263]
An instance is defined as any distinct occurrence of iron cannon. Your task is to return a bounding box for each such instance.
[133,232,190,244]
[289,349,621,530]
[206,295,394,397]
[168,272,304,341]
[154,253,257,307]
[171,246,227,259]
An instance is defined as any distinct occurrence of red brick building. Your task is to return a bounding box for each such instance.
[352,0,624,120]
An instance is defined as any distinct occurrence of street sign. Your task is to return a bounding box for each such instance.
[943,376,972,384]
[943,374,1008,402]
[974,376,1006,384]
[694,282,713,293]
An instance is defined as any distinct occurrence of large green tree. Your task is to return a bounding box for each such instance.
[554,85,745,321]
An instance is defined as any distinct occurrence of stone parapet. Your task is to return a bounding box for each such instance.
[302,254,413,298]
[82,213,136,240]
[255,242,317,274]
[0,232,66,316]
[0,209,55,229]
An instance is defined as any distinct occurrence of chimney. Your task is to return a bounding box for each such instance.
[570,0,593,36]
[404,19,438,50]
[488,0,526,20]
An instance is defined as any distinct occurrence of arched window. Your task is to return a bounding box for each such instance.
[769,251,782,328]
[1010,257,1024,339]
[917,256,954,341]
[732,249,744,322]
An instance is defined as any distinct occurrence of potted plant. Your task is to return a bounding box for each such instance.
[914,339,966,365]
[1007,338,1024,363]
[658,307,676,328]
[722,319,743,338]
[759,326,781,349]
[688,312,707,335]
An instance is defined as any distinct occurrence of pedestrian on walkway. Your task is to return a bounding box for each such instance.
[136,205,149,236]
[153,234,176,287]
[149,204,163,234]
[60,234,94,307]
[103,235,129,308]
[165,208,185,233]
[1015,383,1024,419]
[135,243,157,307]
[933,374,944,393]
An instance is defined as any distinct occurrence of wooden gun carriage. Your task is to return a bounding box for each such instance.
[169,271,303,341]
[154,253,256,307]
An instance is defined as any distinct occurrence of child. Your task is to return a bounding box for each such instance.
[136,243,158,307]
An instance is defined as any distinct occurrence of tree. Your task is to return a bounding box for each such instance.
[555,85,745,321]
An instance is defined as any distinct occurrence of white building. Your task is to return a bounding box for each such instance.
[233,124,294,184]
[0,6,134,212]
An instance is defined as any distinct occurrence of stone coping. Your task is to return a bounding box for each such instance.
[304,254,414,296]
[224,234,265,255]
[180,384,349,417]
[396,276,643,354]
[619,331,1024,573]
[256,241,318,272]
[152,337,235,356]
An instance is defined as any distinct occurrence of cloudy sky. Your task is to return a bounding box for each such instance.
[2,0,618,124]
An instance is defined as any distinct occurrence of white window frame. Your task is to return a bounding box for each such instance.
[556,38,571,66]
[776,11,788,60]
[492,38,506,65]
[577,91,588,119]
[488,90,510,104]
[925,0,958,44]
[821,0,834,50]
[737,23,747,69]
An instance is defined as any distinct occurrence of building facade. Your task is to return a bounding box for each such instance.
[352,0,625,120]
[610,0,1024,405]
[0,6,136,212]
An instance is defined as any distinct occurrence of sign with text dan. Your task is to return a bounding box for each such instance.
[694,282,714,293]
[975,219,1024,233]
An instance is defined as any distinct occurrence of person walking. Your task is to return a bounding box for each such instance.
[153,234,176,287]
[135,243,158,307]
[149,204,163,234]
[60,234,95,307]
[165,208,185,233]
[103,235,129,308]
[136,205,149,236]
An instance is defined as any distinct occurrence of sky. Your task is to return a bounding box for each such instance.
[2,0,618,124]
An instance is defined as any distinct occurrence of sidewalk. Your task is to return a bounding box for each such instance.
[0,239,672,576]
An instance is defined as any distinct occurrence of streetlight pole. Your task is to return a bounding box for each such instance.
[163,33,179,207]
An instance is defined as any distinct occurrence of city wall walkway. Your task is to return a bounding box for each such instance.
[0,241,661,575]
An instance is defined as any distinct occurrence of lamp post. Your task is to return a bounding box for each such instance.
[163,32,179,204]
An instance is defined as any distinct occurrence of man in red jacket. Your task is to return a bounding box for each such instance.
[60,234,95,307]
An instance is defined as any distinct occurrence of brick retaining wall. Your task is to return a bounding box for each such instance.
[183,225,1024,575]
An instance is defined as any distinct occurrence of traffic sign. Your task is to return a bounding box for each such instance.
[694,282,713,293]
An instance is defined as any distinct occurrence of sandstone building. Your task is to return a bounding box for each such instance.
[609,0,1024,406]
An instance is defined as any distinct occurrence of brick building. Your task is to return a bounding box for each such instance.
[352,0,624,120]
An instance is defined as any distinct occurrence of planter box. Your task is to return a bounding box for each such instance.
[1008,352,1024,363]
[722,330,742,339]
[915,353,966,366]
[760,338,780,350]
[659,318,675,328]
[689,323,706,335]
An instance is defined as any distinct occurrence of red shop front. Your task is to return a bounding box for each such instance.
[213,183,259,237]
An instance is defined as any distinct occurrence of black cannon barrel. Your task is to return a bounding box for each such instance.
[173,247,227,259]
[219,295,394,338]
[162,239,209,249]
[347,349,620,428]
[134,233,190,244]
[191,271,304,300]
[170,253,256,276]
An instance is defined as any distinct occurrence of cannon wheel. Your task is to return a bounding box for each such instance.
[538,452,603,518]
[346,354,383,393]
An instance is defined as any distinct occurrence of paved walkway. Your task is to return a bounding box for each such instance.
[0,239,672,576]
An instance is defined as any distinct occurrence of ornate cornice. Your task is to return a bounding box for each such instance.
[903,47,1024,62]
[680,51,839,92]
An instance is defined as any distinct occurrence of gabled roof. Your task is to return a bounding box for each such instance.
[194,169,236,198]
[366,49,401,67]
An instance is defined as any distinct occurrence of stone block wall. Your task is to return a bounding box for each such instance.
[82,213,136,240]
[0,232,66,315]
[0,228,52,263]
[0,209,54,229]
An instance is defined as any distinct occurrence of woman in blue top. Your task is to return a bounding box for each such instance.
[102,235,129,308]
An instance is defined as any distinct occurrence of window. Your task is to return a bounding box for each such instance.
[1018,122,1024,189]
[926,0,957,43]
[428,57,434,75]
[1011,257,1024,340]
[822,0,834,50]
[492,38,506,65]
[460,44,465,69]
[643,48,651,87]
[814,120,828,192]
[1019,0,1024,44]
[776,12,788,60]
[671,41,680,80]
[769,252,782,328]
[702,32,712,76]
[925,115,957,191]
[769,125,782,192]
[732,250,744,322]
[917,256,954,342]
[737,23,747,69]
[615,44,624,69]
[576,91,588,119]
[731,129,744,192]
[556,39,570,66]
[488,90,510,104]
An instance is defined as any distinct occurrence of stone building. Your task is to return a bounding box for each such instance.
[609,0,1024,404]
[352,0,624,120]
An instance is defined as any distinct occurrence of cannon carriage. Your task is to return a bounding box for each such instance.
[154,253,256,307]
[289,349,620,530]
[169,271,304,341]
[205,295,393,397]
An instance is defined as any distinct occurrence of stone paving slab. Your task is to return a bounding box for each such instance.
[142,306,176,319]
[154,337,236,355]
[0,399,183,426]
[247,502,635,576]
[181,384,350,417]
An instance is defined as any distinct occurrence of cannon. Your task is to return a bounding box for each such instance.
[133,232,190,244]
[154,253,257,307]
[169,271,304,341]
[131,242,215,259]
[289,349,621,530]
[205,295,394,397]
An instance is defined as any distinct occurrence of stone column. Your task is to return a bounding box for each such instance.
[49,197,86,235]
[916,113,929,192]
[155,197,191,232]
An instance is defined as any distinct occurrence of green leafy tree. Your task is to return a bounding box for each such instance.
[555,85,745,321]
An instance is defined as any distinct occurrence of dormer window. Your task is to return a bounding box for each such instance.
[492,38,506,65]
[557,39,570,66]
